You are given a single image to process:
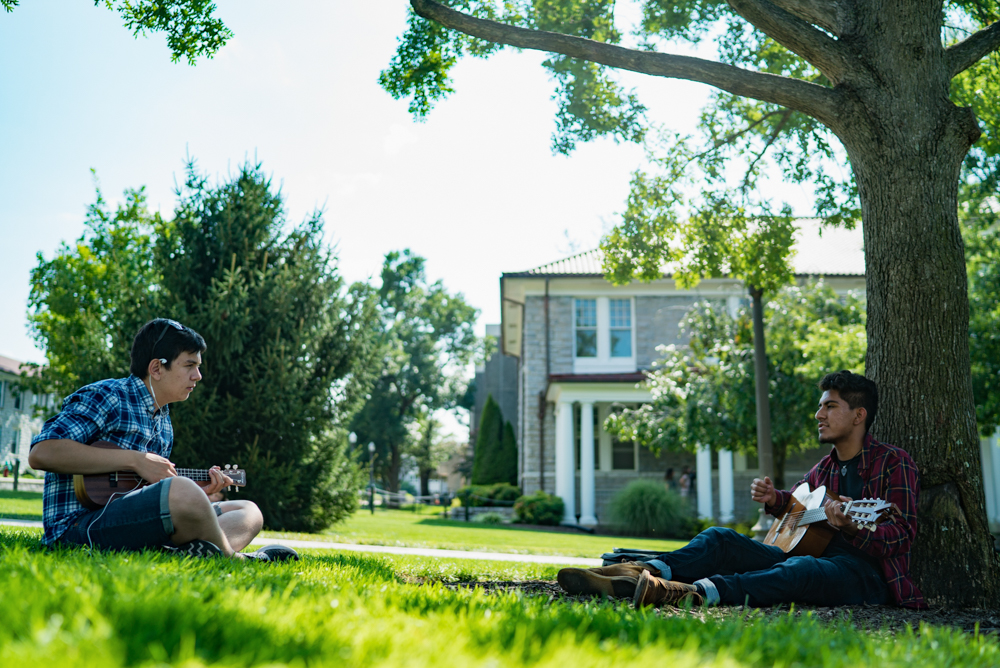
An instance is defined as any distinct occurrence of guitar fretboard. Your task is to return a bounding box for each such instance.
[111,469,217,481]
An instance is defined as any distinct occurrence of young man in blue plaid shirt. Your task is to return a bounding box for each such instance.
[29,318,297,562]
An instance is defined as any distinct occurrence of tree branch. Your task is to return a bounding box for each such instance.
[741,108,794,191]
[767,0,847,36]
[726,0,854,83]
[947,21,1000,78]
[410,0,839,125]
[693,109,788,164]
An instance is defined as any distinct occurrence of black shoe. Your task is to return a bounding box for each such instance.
[241,544,300,562]
[163,538,223,558]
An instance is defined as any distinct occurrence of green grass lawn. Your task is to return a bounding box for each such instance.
[265,506,689,557]
[0,494,684,557]
[2,526,996,668]
[0,489,44,520]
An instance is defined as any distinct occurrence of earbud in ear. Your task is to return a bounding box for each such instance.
[158,358,167,364]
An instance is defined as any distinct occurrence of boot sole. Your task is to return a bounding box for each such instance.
[558,569,637,597]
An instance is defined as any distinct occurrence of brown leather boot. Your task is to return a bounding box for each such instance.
[556,561,660,597]
[632,570,704,608]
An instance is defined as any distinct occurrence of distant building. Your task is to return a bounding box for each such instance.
[0,355,53,474]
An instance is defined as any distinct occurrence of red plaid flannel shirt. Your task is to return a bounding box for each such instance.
[766,433,927,609]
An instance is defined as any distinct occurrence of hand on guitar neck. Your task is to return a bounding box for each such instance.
[824,494,860,537]
[122,450,235,498]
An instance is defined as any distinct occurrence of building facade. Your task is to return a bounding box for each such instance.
[0,355,52,474]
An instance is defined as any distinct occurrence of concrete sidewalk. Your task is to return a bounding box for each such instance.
[0,519,601,566]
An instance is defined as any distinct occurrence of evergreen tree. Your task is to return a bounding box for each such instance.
[471,394,502,485]
[155,161,378,531]
[498,420,517,486]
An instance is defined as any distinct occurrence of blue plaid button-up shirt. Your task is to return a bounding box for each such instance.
[31,375,173,546]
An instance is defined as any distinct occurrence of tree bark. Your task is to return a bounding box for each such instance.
[826,2,1000,607]
[750,287,776,484]
[419,468,431,497]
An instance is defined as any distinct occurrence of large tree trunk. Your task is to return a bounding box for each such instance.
[831,2,1000,606]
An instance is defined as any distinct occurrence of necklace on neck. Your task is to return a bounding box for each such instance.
[838,450,861,476]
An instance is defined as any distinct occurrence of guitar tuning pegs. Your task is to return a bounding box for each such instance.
[234,464,239,469]
[225,464,231,470]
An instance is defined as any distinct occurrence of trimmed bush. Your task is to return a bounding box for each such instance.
[475,512,505,525]
[513,491,565,526]
[457,483,522,507]
[609,479,693,537]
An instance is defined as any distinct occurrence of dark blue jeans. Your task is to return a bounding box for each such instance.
[655,527,889,607]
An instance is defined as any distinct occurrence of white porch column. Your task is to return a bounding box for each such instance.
[696,444,713,520]
[579,402,597,527]
[555,401,577,524]
[719,449,734,523]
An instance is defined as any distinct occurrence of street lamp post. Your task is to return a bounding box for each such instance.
[368,441,377,515]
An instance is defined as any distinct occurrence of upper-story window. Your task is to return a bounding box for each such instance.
[573,297,636,372]
[575,299,598,357]
[609,299,632,357]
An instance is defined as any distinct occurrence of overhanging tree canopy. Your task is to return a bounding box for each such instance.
[381,0,1000,607]
[3,0,231,63]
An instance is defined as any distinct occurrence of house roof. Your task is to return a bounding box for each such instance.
[0,355,26,376]
[505,219,865,278]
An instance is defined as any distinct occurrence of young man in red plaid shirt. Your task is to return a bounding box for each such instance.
[558,370,927,609]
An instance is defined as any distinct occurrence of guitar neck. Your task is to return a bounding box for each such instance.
[174,468,217,481]
[799,507,829,526]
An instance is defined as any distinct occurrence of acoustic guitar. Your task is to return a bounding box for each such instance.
[73,440,247,510]
[763,483,898,558]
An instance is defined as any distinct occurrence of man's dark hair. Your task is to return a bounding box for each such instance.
[818,370,878,431]
[130,319,207,378]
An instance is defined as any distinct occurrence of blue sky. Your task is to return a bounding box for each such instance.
[0,1,815,367]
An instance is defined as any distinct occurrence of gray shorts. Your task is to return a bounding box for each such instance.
[58,478,176,550]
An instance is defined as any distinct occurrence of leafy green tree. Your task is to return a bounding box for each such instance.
[26,176,162,402]
[410,414,460,496]
[963,192,1000,436]
[380,0,1000,606]
[28,162,377,532]
[3,0,231,63]
[349,250,479,493]
[607,281,866,490]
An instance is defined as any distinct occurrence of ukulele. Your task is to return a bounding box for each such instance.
[73,440,247,510]
[763,483,899,557]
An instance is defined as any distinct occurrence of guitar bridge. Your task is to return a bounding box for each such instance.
[109,472,118,488]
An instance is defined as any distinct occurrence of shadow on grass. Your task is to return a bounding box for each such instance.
[0,489,44,500]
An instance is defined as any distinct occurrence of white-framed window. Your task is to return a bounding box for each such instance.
[574,299,597,357]
[609,298,632,358]
[573,297,636,372]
